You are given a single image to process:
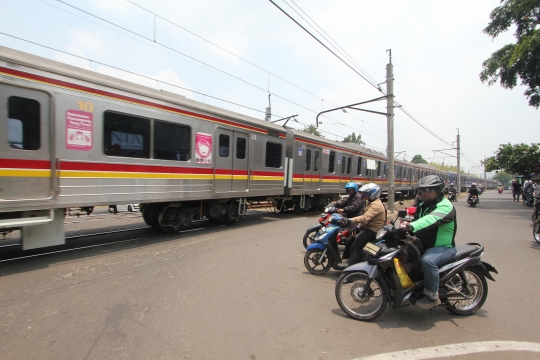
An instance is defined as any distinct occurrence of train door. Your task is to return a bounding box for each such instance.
[303,146,321,191]
[0,85,53,201]
[215,129,249,193]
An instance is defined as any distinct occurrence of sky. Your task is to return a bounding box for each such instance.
[1,0,537,177]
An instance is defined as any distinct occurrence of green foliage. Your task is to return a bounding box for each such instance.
[479,0,540,108]
[486,143,540,179]
[492,170,513,185]
[341,132,365,145]
[301,124,324,137]
[411,154,428,164]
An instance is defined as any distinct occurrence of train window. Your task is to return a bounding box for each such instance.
[346,157,351,175]
[376,161,381,177]
[236,137,246,159]
[104,111,150,158]
[341,156,346,174]
[265,142,282,168]
[314,150,320,172]
[328,151,335,173]
[153,120,190,161]
[8,96,40,150]
[219,134,229,157]
[305,149,312,171]
[357,157,362,176]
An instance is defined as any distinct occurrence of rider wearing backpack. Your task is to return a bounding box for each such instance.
[387,175,457,309]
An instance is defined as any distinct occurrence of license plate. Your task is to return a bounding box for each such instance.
[363,242,381,256]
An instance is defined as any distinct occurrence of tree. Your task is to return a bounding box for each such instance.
[341,132,365,145]
[492,170,513,185]
[301,124,323,137]
[411,154,428,164]
[485,143,540,179]
[479,0,540,108]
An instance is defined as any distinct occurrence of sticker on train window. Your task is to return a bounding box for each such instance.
[322,149,330,155]
[195,133,212,164]
[66,110,93,150]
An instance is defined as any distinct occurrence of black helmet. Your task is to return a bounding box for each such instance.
[417,175,445,197]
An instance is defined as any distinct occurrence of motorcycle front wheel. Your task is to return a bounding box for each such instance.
[443,267,487,315]
[304,249,332,275]
[302,227,320,248]
[335,271,387,321]
[533,221,540,244]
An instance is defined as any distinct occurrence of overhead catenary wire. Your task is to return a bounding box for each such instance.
[267,0,380,91]
[48,0,432,155]
[28,0,439,158]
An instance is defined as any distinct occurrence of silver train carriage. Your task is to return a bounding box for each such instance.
[0,46,487,250]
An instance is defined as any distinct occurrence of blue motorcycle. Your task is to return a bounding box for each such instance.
[304,214,350,275]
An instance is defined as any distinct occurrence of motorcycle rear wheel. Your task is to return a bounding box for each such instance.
[304,249,332,275]
[302,227,320,248]
[533,221,540,244]
[335,271,387,321]
[444,267,487,315]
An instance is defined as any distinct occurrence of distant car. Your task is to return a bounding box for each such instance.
[108,204,140,213]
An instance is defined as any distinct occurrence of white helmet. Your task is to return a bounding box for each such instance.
[359,183,381,201]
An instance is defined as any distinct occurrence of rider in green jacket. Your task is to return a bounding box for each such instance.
[390,175,457,309]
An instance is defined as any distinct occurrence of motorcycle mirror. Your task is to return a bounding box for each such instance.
[399,201,404,205]
[397,209,407,218]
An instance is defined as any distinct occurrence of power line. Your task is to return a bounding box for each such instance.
[38,0,446,159]
[286,0,379,85]
[267,0,380,90]
[0,32,267,115]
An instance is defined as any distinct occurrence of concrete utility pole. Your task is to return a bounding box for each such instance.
[386,50,395,211]
[456,129,461,195]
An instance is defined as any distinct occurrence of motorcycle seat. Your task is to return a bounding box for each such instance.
[440,244,479,266]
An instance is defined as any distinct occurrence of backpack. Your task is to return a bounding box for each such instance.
[398,235,425,281]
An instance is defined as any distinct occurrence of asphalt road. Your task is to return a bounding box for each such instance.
[0,192,539,360]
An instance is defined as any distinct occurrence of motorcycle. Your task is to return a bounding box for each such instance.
[304,213,352,274]
[468,195,479,207]
[448,192,457,202]
[334,209,498,321]
[302,205,338,248]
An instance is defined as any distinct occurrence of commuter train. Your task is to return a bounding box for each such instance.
[0,46,492,250]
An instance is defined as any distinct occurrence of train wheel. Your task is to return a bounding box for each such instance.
[158,206,184,234]
[224,201,242,225]
[142,203,163,228]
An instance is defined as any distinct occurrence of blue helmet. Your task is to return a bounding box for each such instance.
[345,182,359,193]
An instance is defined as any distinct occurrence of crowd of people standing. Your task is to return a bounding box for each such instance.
[511,179,540,207]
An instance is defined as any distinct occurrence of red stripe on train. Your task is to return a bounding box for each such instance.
[0,66,269,135]
[0,158,50,169]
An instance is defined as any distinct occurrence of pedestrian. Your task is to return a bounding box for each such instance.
[524,179,534,207]
[511,180,522,201]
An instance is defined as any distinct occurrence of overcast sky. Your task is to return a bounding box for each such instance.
[1,0,537,176]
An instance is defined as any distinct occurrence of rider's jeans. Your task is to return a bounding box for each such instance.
[420,246,457,300]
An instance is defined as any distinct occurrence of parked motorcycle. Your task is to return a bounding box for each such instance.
[302,205,338,248]
[448,192,457,202]
[468,195,479,207]
[304,213,352,274]
[334,210,498,321]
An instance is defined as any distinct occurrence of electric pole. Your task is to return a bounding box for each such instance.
[386,50,395,211]
[457,129,461,195]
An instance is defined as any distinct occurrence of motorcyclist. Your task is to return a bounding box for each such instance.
[343,183,387,266]
[333,182,365,218]
[387,175,457,309]
[498,183,503,193]
[467,183,480,203]
[448,182,457,195]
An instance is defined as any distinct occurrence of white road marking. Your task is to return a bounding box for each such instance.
[354,341,540,360]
